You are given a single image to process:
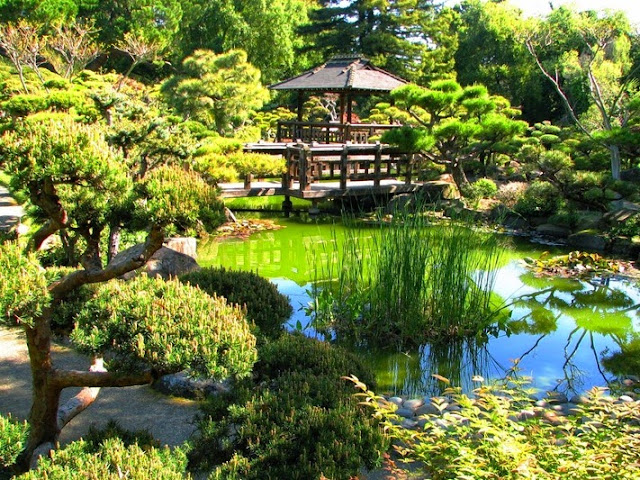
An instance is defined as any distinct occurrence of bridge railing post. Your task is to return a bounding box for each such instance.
[300,144,311,191]
[340,144,348,190]
[374,141,382,187]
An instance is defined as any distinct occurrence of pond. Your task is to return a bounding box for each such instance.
[199,217,640,398]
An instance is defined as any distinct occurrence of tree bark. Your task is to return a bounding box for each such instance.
[107,224,122,262]
[609,145,622,181]
[14,225,166,472]
[16,315,61,471]
[451,159,469,191]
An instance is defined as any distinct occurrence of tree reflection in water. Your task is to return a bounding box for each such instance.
[505,274,639,394]
[367,275,639,398]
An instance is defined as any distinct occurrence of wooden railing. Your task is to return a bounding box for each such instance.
[281,142,414,191]
[276,121,398,144]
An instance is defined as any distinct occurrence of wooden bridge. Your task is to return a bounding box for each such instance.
[219,142,421,209]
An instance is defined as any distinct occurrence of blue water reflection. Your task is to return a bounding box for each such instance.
[200,220,640,397]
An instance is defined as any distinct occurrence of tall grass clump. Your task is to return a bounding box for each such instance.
[309,206,505,348]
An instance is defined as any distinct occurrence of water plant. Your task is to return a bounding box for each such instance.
[309,208,506,348]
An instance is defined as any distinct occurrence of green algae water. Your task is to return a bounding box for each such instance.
[199,217,640,397]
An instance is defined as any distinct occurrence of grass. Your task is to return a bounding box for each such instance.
[309,206,506,348]
[224,196,309,211]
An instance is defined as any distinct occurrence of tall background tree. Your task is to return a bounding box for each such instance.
[453,0,558,123]
[300,0,458,84]
[176,0,314,85]
[525,6,640,179]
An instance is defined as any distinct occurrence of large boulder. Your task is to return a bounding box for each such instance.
[110,244,201,280]
[567,231,608,252]
[419,180,460,202]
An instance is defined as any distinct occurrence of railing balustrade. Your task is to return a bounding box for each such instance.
[276,121,398,144]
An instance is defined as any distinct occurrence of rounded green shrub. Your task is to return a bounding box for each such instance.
[254,333,376,390]
[70,276,257,379]
[189,334,385,479]
[208,376,386,480]
[19,436,188,480]
[514,181,562,217]
[465,178,498,200]
[180,267,291,341]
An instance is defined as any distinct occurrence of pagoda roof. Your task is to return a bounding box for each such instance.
[269,56,407,93]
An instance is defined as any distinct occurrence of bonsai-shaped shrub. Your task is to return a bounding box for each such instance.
[180,267,292,341]
[514,180,562,217]
[190,334,386,479]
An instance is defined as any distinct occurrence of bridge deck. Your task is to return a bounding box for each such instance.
[218,179,424,200]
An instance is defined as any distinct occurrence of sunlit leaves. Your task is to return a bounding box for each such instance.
[0,242,50,328]
[70,276,257,378]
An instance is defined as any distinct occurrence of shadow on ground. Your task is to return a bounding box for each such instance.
[0,327,200,447]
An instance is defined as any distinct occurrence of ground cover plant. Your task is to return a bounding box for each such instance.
[189,334,387,479]
[15,422,190,480]
[352,375,640,480]
[309,208,506,348]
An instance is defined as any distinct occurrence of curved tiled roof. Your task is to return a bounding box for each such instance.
[269,56,407,93]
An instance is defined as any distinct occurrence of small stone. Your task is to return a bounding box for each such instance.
[508,414,520,422]
[404,398,425,410]
[618,395,634,403]
[434,419,450,430]
[445,404,461,412]
[569,395,590,405]
[388,396,404,407]
[519,409,536,420]
[396,408,415,419]
[546,392,568,405]
[542,411,563,426]
[402,419,419,429]
[416,418,429,429]
[416,403,441,416]
[535,400,548,408]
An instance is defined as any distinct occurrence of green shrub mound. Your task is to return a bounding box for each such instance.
[254,333,376,389]
[0,415,28,477]
[180,267,292,340]
[70,275,257,379]
[190,334,386,479]
[514,180,562,217]
[17,423,190,480]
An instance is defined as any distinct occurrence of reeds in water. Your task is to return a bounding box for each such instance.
[309,207,505,348]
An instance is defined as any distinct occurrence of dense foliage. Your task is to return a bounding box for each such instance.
[70,276,257,378]
[0,415,28,478]
[17,436,189,480]
[354,376,640,480]
[190,334,386,479]
[180,267,292,340]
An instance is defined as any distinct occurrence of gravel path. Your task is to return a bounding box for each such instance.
[0,326,200,447]
[0,185,24,233]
